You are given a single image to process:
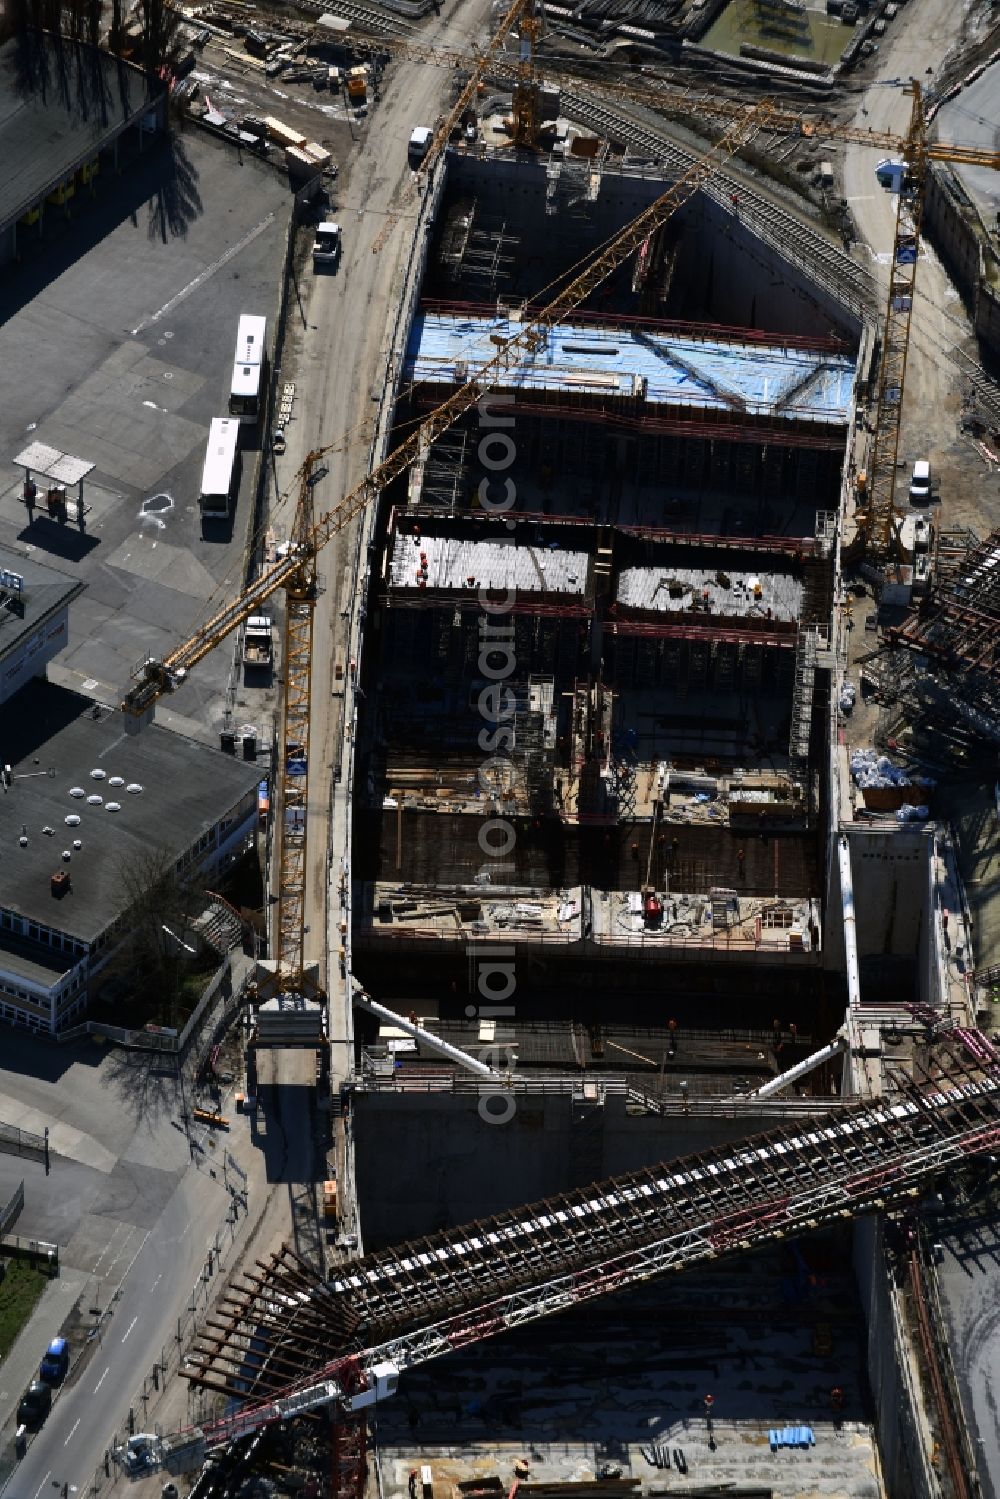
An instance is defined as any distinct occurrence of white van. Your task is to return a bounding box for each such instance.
[909,459,931,504]
[408,126,433,168]
[312,222,341,268]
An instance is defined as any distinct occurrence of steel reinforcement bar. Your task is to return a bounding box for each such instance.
[190,1063,1000,1450]
[324,1068,1000,1342]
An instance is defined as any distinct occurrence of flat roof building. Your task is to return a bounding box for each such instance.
[0,680,260,1034]
[0,544,85,706]
[0,34,164,268]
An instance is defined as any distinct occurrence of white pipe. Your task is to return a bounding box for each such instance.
[750,1035,847,1099]
[838,833,863,1011]
[353,991,501,1079]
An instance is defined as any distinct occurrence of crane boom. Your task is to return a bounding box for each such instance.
[166,1048,1000,1457]
[421,0,535,174]
[865,83,926,562]
[121,98,772,992]
[122,98,771,719]
[348,33,1000,170]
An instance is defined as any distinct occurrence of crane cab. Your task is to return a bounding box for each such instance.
[875,157,906,192]
[342,1361,400,1412]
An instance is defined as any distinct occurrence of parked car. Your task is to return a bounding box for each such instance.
[17,1381,52,1430]
[39,1336,69,1384]
[909,458,932,504]
[312,221,342,269]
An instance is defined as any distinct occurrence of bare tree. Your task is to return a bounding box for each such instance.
[101,847,203,1027]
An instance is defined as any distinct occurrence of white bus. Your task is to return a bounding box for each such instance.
[199,417,241,520]
[228,314,268,425]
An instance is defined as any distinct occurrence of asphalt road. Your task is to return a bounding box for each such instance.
[842,0,980,462]
[0,129,289,741]
[268,0,496,1036]
[9,1156,236,1498]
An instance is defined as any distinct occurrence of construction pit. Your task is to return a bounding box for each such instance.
[352,149,855,1017]
[375,1248,882,1499]
[311,121,1000,1497]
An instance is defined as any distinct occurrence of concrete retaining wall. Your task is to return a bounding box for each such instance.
[446,154,864,342]
[853,1214,934,1499]
[354,1089,804,1246]
[924,164,1000,362]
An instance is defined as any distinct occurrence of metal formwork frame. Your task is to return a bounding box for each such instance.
[183,1061,1000,1456]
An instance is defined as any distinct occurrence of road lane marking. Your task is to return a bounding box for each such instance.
[91,1221,128,1275]
[32,1472,51,1499]
[131,214,276,334]
[150,1274,162,1292]
[64,1418,81,1446]
[94,1367,110,1393]
[121,1316,139,1343]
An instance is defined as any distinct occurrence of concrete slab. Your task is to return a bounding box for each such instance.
[0,1092,113,1174]
[0,1152,109,1246]
[376,1259,881,1499]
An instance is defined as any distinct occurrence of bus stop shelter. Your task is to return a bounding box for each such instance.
[14,442,95,527]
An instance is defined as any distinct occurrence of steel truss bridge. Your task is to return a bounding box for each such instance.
[183,1030,1000,1464]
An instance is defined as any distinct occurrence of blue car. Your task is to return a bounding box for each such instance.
[39,1336,68,1384]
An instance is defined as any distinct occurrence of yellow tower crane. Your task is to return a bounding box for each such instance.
[354,31,1000,558]
[368,0,537,255]
[121,102,773,1003]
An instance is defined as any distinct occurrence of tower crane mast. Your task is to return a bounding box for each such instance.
[357,30,999,559]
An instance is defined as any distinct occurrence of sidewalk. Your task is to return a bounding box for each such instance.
[0,1266,88,1423]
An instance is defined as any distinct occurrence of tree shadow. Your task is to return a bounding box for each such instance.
[147,131,203,245]
[99,1042,184,1130]
[0,32,202,311]
[0,134,202,328]
[6,27,137,131]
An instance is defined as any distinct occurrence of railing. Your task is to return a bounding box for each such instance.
[0,1178,24,1236]
[0,1232,58,1271]
[56,958,244,1056]
[0,1121,46,1162]
[357,1071,842,1115]
[356,921,817,959]
[418,296,852,354]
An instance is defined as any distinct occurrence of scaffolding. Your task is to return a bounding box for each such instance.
[417,434,473,513]
[182,1038,1000,1448]
[436,197,519,296]
[788,626,821,763]
[887,527,1000,743]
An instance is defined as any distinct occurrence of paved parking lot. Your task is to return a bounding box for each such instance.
[0,127,292,740]
[0,1030,190,1279]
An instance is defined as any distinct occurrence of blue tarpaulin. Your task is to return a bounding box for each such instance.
[405,312,856,426]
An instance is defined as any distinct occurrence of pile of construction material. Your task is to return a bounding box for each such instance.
[850,748,934,817]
